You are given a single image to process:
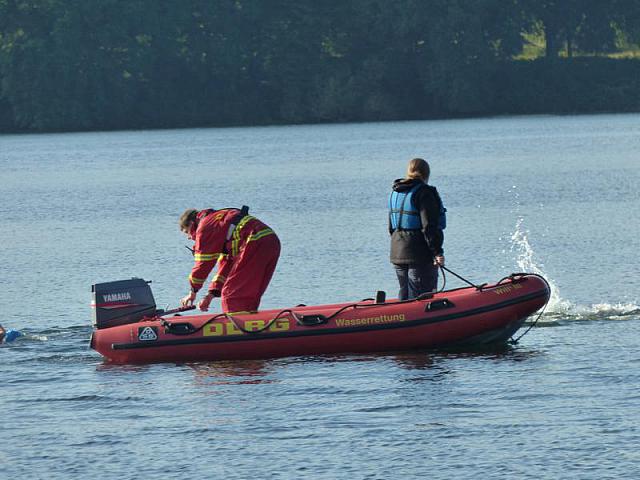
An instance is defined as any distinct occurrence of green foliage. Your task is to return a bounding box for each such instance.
[0,0,639,131]
[494,58,640,113]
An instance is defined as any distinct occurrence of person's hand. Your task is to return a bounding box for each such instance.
[198,290,221,312]
[434,254,445,267]
[198,294,213,312]
[181,291,196,307]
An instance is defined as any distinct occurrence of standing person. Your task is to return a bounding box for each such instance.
[179,207,281,313]
[388,158,446,300]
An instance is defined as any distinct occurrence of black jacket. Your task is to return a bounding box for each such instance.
[389,178,444,265]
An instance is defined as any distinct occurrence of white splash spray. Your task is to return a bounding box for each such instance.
[509,217,639,320]
[510,217,571,315]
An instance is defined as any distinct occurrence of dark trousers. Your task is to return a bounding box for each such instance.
[394,263,439,300]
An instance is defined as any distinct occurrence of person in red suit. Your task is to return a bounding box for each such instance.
[179,207,280,313]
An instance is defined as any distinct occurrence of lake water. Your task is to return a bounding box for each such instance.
[1,114,639,479]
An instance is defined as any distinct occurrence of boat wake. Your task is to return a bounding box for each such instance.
[0,325,91,347]
[510,218,639,324]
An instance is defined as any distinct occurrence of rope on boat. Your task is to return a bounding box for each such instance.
[162,298,413,336]
[437,267,446,292]
[439,265,484,290]
[438,265,490,292]
[162,270,551,340]
[509,273,552,344]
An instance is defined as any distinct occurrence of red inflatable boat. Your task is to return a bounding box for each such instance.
[90,273,550,364]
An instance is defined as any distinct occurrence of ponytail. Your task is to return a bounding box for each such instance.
[406,158,430,181]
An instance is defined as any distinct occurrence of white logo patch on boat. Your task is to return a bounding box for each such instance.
[138,326,158,341]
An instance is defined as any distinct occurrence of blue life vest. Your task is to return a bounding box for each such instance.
[388,184,423,230]
[2,329,22,343]
[389,184,447,231]
[439,203,447,230]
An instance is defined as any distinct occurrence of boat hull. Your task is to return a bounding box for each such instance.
[90,274,549,363]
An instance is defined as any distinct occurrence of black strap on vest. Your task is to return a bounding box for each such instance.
[221,205,250,255]
[396,190,410,231]
[225,205,249,229]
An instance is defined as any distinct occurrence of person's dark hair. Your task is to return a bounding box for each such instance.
[179,209,198,233]
[406,158,430,181]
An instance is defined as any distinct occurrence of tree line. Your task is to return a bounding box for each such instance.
[1,0,639,132]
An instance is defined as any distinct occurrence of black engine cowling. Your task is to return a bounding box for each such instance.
[91,278,157,329]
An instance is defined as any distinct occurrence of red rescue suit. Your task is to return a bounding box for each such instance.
[188,209,280,313]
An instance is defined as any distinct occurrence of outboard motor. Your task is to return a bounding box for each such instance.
[92,278,158,329]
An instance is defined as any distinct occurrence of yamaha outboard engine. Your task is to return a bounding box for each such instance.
[92,278,158,329]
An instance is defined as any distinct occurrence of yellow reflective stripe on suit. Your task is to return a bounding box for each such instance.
[231,216,255,256]
[248,228,274,242]
[194,252,220,262]
[188,274,206,285]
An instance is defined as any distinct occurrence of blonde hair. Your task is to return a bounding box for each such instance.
[406,158,430,181]
[179,209,198,232]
